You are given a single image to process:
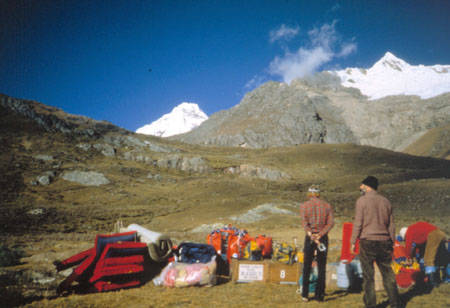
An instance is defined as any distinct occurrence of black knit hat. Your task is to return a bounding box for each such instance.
[362,176,378,190]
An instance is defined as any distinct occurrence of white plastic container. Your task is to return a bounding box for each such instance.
[337,261,350,289]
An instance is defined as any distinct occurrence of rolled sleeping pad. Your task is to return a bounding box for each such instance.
[125,224,173,262]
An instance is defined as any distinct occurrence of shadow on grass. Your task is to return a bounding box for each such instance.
[325,278,435,308]
[324,289,353,302]
[376,278,433,308]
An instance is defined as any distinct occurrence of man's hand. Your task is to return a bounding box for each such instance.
[351,244,355,253]
[311,234,321,245]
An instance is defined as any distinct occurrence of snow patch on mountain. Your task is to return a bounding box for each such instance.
[136,103,208,137]
[332,52,450,100]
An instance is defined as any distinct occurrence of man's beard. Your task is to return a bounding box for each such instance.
[360,189,366,195]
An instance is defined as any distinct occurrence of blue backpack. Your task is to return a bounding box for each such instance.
[178,242,216,264]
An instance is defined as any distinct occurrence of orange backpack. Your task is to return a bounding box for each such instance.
[206,226,251,263]
[255,235,273,258]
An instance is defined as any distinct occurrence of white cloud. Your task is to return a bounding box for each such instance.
[269,24,299,43]
[269,21,357,83]
[308,21,338,50]
[338,42,357,57]
[269,47,333,83]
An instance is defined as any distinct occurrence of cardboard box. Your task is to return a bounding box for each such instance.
[231,259,304,285]
[269,261,303,284]
[231,259,270,283]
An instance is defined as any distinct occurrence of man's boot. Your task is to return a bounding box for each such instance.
[443,264,450,283]
[425,266,439,288]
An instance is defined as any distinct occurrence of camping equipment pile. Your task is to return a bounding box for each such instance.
[206,225,273,263]
[54,222,446,295]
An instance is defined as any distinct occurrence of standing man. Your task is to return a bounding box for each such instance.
[300,185,334,302]
[351,176,400,308]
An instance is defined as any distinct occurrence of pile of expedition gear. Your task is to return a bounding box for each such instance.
[54,222,448,295]
[206,225,273,263]
[391,239,422,289]
[336,222,449,291]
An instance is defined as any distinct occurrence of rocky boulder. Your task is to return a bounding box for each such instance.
[35,171,56,186]
[93,143,116,157]
[225,164,290,181]
[156,155,211,173]
[103,135,178,153]
[61,171,110,186]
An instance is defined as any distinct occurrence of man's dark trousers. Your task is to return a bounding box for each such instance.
[359,239,400,308]
[302,235,328,300]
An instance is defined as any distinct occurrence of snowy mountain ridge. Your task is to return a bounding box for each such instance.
[138,52,449,138]
[332,52,450,100]
[136,102,208,137]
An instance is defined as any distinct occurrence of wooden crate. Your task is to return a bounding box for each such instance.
[269,261,303,284]
[230,259,270,283]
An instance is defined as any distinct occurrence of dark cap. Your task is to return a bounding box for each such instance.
[362,176,378,190]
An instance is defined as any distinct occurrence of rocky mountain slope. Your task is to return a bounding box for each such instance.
[0,94,449,306]
[173,74,450,154]
[0,94,128,138]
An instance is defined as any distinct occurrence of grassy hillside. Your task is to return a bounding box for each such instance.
[404,124,450,159]
[0,105,449,307]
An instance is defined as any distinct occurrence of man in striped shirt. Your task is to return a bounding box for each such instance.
[299,185,334,302]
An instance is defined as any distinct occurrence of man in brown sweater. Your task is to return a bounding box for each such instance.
[351,176,400,308]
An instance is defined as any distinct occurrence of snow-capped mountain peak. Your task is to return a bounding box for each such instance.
[372,52,410,72]
[332,52,450,100]
[136,102,208,137]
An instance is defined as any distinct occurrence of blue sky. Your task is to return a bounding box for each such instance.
[1,0,449,131]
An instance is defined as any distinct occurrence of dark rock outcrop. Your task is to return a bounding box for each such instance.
[0,94,126,138]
